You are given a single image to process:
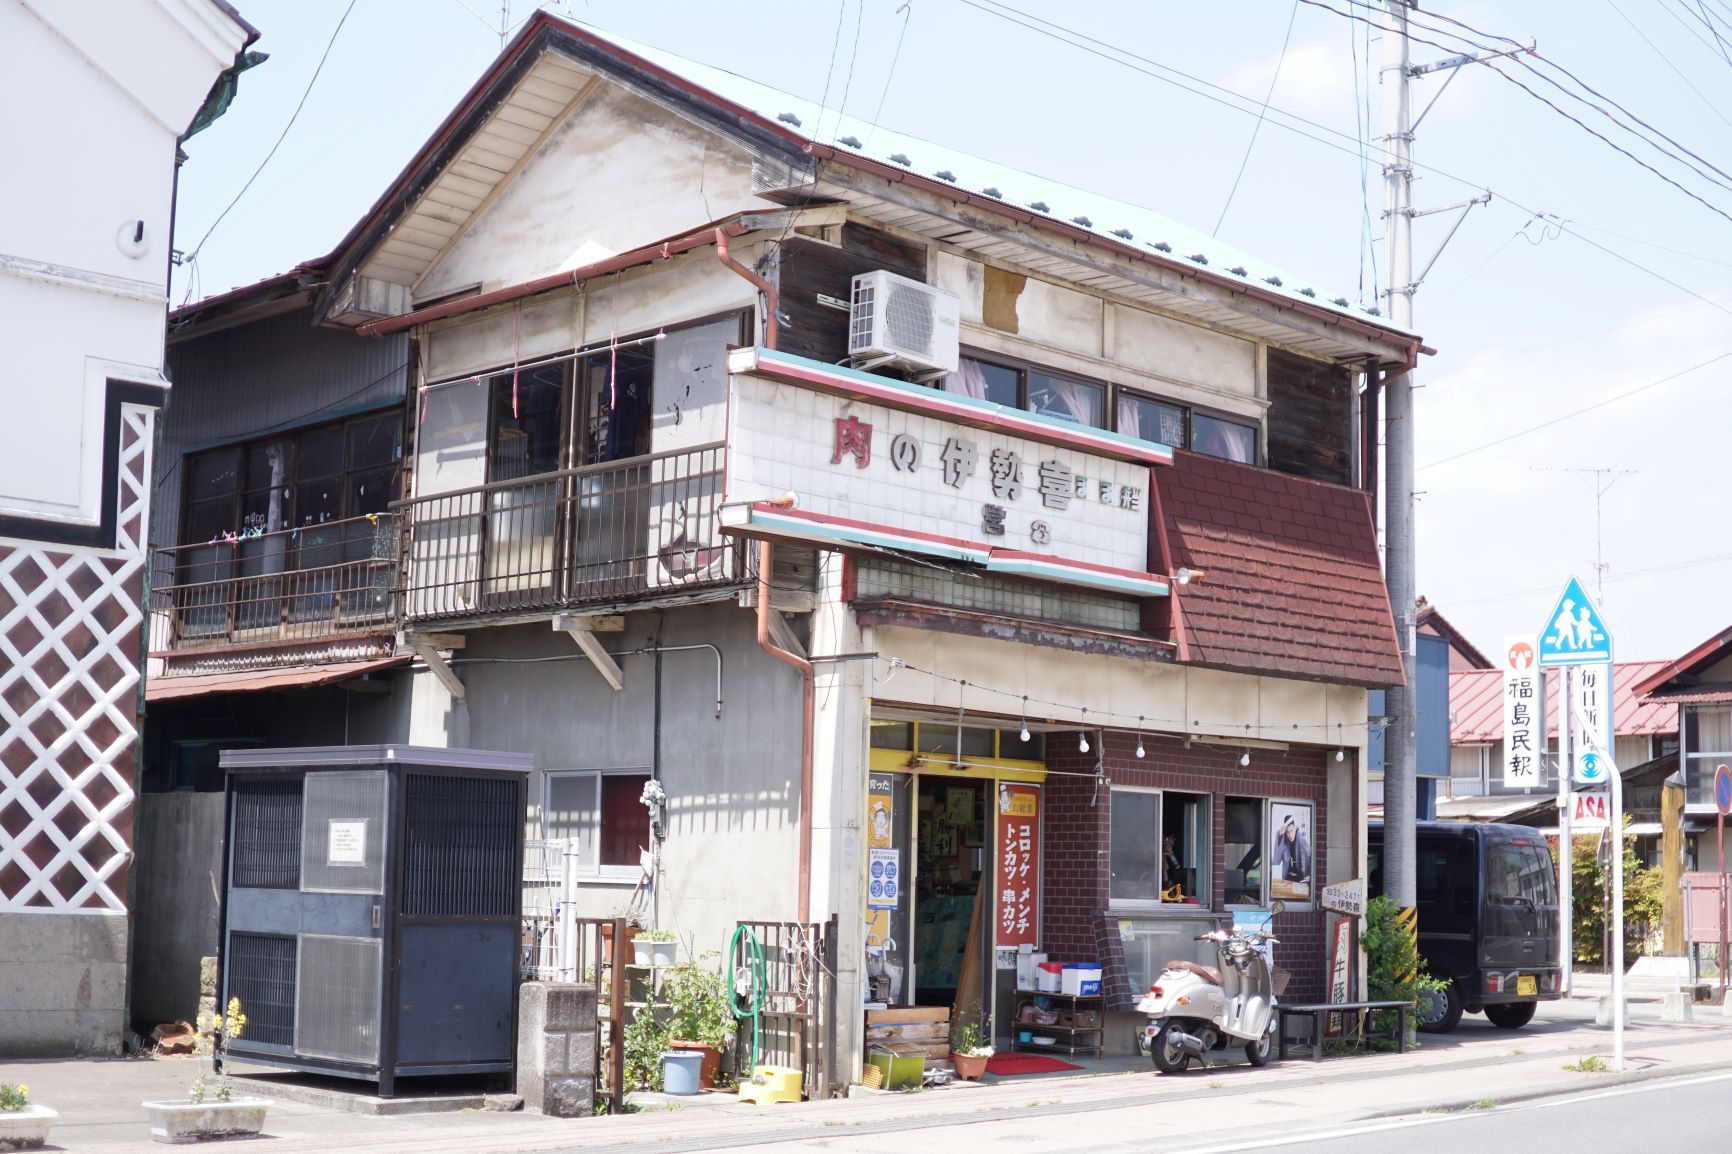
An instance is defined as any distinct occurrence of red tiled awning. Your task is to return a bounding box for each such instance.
[146,655,409,702]
[1156,450,1403,688]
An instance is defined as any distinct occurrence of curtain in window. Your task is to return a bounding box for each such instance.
[950,358,991,399]
[1192,414,1257,464]
[1115,396,1141,440]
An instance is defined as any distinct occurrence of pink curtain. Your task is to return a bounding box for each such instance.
[1115,397,1141,440]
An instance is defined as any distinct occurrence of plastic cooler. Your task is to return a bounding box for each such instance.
[1036,961,1063,993]
[1061,964,1102,996]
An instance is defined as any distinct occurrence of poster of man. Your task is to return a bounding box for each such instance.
[1269,801,1314,902]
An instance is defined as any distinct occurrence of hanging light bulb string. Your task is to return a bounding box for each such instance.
[878,658,1389,743]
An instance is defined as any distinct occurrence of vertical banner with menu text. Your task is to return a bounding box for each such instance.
[865,775,897,947]
[997,783,1040,948]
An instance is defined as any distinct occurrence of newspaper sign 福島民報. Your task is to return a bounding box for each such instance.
[1501,635,1544,788]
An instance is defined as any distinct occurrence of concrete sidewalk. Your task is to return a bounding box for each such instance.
[5,1007,1730,1154]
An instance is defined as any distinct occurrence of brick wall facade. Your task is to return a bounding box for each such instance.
[1040,730,1331,1006]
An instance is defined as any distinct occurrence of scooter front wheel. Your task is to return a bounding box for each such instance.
[1245,1027,1272,1067]
[1150,1019,1190,1074]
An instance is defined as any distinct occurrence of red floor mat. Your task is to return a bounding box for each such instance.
[984,1053,1083,1076]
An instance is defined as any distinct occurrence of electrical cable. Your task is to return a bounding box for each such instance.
[1417,346,1732,471]
[178,0,360,306]
[951,0,1729,321]
[1299,0,1732,226]
[1213,0,1300,237]
[865,2,914,151]
[1601,0,1732,130]
[1449,550,1732,608]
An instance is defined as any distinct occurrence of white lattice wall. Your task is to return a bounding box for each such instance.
[0,407,152,912]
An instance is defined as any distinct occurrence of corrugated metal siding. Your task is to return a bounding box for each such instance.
[157,306,408,548]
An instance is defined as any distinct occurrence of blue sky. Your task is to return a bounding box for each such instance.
[171,0,1731,662]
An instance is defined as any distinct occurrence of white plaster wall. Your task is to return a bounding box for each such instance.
[0,0,248,522]
[420,250,755,383]
[932,250,1262,420]
[416,81,770,300]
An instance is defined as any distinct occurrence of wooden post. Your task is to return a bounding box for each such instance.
[1662,773,1686,957]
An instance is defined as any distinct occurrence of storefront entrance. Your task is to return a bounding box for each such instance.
[863,718,1045,1050]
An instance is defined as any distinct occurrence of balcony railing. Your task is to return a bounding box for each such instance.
[396,442,741,623]
[151,513,397,652]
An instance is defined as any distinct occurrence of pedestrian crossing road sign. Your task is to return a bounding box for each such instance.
[1537,576,1613,666]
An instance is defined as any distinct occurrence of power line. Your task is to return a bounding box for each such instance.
[946,0,1732,330]
[1603,0,1732,131]
[1300,0,1732,226]
[1213,0,1300,237]
[865,2,914,149]
[1417,346,1732,471]
[1450,550,1732,608]
[178,0,360,306]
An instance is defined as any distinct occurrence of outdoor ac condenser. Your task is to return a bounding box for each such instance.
[848,269,961,375]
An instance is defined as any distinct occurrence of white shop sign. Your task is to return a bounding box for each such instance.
[726,374,1152,578]
[1501,635,1544,788]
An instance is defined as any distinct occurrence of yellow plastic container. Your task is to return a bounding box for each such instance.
[737,1064,804,1105]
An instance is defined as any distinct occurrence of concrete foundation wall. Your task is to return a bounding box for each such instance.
[0,911,128,1056]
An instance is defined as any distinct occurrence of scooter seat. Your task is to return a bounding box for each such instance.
[1164,960,1221,986]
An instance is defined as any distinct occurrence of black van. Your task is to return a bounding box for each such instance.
[1368,821,1561,1032]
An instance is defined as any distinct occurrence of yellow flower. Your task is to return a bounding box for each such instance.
[16,1085,25,1096]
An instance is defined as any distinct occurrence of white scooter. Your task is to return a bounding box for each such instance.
[1136,901,1285,1073]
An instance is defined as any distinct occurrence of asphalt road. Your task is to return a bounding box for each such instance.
[1158,1070,1732,1154]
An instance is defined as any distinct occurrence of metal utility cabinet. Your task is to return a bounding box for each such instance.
[216,745,532,1096]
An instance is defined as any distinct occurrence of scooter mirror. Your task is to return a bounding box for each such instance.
[1269,899,1287,916]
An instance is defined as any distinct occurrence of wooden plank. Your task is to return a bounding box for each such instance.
[865,1006,950,1025]
[864,1022,949,1042]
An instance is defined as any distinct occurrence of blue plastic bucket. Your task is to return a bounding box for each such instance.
[662,1050,704,1096]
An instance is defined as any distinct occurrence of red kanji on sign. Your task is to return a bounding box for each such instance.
[831,416,873,468]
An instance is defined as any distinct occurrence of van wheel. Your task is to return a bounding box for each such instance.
[1484,1002,1536,1029]
[1418,983,1463,1033]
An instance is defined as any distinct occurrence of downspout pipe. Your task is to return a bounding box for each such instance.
[754,497,811,922]
[717,228,779,350]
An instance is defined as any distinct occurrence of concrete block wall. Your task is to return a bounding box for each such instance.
[517,982,597,1117]
[1042,731,1329,1004]
[0,912,128,1056]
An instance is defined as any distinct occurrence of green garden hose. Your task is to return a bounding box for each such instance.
[729,923,767,1079]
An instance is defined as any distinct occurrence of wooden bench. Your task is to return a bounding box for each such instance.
[1276,1000,1412,1062]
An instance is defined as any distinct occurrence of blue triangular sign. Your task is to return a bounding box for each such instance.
[1536,576,1613,666]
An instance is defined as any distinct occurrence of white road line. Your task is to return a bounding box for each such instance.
[1160,1070,1732,1154]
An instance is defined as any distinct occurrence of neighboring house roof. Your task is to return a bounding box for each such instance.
[1157,449,1403,688]
[1633,624,1732,698]
[1449,660,1679,744]
[1415,598,1491,669]
[298,13,1421,366]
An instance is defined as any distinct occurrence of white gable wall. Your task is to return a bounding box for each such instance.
[415,80,770,301]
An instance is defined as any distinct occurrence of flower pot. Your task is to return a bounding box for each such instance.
[142,1098,270,1144]
[0,1105,57,1151]
[669,1039,722,1089]
[634,939,676,968]
[951,1052,990,1081]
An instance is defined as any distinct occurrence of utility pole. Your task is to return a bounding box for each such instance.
[1379,0,1419,914]
[1379,1,1527,914]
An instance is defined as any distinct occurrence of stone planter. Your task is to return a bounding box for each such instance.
[142,1098,270,1144]
[951,1052,990,1081]
[0,1105,57,1151]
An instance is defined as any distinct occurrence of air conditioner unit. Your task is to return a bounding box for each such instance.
[849,270,961,375]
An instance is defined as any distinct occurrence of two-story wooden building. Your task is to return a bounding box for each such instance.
[144,13,1423,1076]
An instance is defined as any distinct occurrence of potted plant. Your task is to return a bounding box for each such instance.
[142,998,272,1143]
[633,929,678,968]
[664,960,735,1089]
[950,1022,994,1081]
[0,1081,55,1151]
